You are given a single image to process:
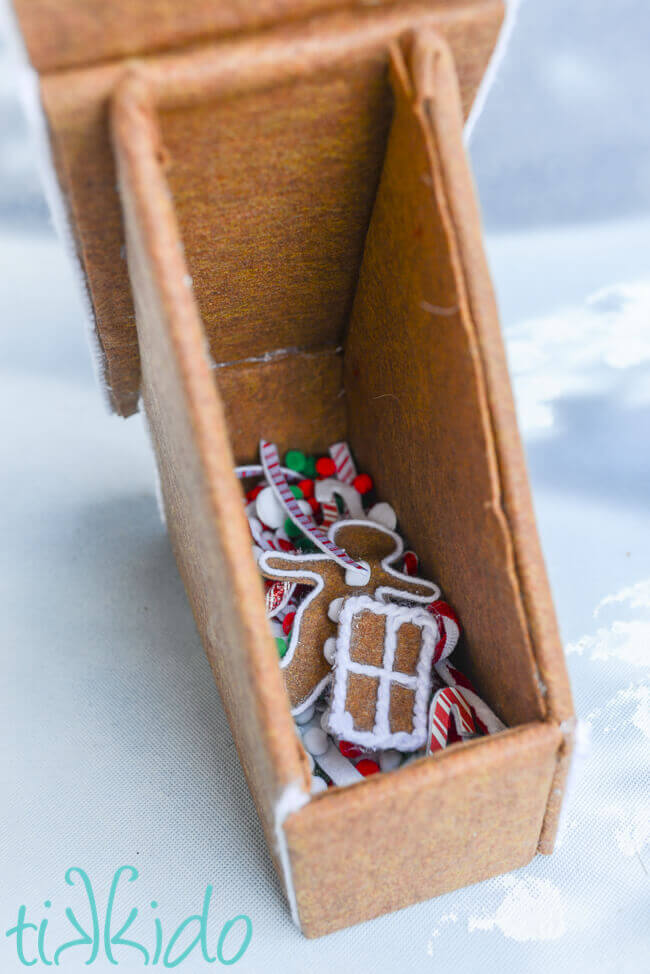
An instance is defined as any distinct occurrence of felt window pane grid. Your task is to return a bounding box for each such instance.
[327,595,439,751]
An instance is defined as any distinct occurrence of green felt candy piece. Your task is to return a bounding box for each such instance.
[289,485,304,499]
[275,637,288,659]
[297,536,317,553]
[303,456,317,478]
[285,450,306,473]
[284,517,303,539]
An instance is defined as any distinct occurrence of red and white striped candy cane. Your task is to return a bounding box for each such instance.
[427,599,461,662]
[265,580,296,619]
[235,463,301,481]
[426,687,477,753]
[328,441,358,485]
[321,500,339,526]
[434,659,506,736]
[260,441,367,579]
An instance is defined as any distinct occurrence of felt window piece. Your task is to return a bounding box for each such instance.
[259,520,440,714]
[327,595,441,751]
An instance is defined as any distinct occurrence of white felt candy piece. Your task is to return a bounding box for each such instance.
[303,727,329,756]
[328,597,344,622]
[316,742,363,786]
[345,561,372,586]
[323,636,337,664]
[310,775,328,794]
[315,478,364,518]
[298,714,363,787]
[294,704,315,726]
[255,486,285,529]
[366,502,397,531]
[379,749,402,772]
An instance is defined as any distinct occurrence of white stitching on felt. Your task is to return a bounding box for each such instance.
[327,595,441,751]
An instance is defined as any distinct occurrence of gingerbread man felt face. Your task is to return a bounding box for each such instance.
[258,520,440,713]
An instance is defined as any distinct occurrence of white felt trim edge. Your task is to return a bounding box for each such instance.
[274,782,310,930]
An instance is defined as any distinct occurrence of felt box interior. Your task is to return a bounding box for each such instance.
[109,8,571,934]
[146,30,545,733]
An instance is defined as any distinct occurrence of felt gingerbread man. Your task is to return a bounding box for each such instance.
[258,520,440,713]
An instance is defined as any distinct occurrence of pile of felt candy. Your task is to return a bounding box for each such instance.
[237,440,504,793]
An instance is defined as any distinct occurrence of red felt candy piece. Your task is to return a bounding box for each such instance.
[315,457,336,478]
[282,612,295,635]
[355,758,380,776]
[246,484,264,502]
[298,479,314,498]
[402,550,419,576]
[352,473,373,495]
[339,740,364,760]
[278,538,295,552]
[307,496,320,514]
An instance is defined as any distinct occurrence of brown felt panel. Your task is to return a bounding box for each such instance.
[285,721,561,937]
[214,348,346,464]
[344,38,546,731]
[110,77,311,885]
[349,610,386,668]
[389,682,416,733]
[346,673,379,732]
[160,67,391,365]
[31,0,504,415]
[394,621,423,674]
[14,0,351,73]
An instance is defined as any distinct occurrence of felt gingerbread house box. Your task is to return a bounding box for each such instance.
[12,0,574,937]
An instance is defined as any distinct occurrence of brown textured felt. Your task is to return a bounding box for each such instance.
[214,349,346,462]
[260,521,439,710]
[346,672,380,732]
[28,0,505,415]
[346,40,542,730]
[88,6,571,935]
[110,76,312,880]
[345,33,573,842]
[14,0,354,72]
[285,721,562,937]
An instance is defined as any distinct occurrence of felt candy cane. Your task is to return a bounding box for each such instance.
[435,660,506,736]
[427,599,461,660]
[315,478,365,519]
[235,463,301,482]
[426,687,477,753]
[328,442,357,485]
[265,580,296,619]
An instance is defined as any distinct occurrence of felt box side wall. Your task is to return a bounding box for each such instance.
[285,721,562,937]
[110,77,312,887]
[345,35,545,729]
[36,0,504,416]
[345,33,573,846]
